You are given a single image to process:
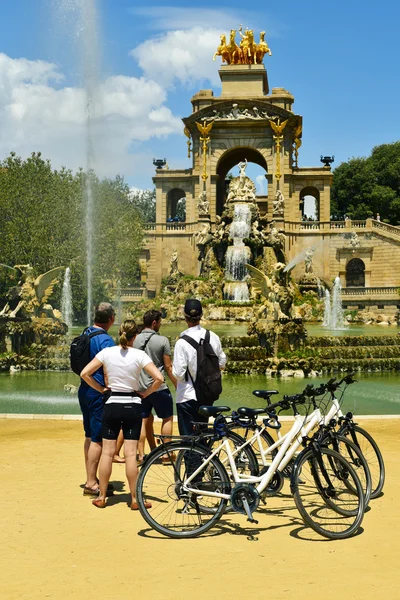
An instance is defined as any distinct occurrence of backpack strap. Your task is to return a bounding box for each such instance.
[140,331,157,352]
[181,334,203,384]
[181,334,200,350]
[87,328,107,340]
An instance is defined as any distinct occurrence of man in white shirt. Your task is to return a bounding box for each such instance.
[172,299,227,435]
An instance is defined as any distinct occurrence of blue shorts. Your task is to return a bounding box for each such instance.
[141,388,174,419]
[78,389,104,443]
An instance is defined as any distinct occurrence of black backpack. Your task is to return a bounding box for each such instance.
[181,330,222,406]
[70,328,107,376]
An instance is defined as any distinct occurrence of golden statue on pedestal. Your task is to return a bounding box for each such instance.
[213,27,272,65]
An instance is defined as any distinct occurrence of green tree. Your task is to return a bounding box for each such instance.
[130,188,156,222]
[331,142,400,223]
[0,152,145,323]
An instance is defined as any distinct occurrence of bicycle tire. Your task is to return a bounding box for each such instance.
[291,446,365,540]
[136,442,230,539]
[340,424,385,499]
[322,434,372,508]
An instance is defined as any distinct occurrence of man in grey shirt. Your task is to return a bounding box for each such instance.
[133,309,177,462]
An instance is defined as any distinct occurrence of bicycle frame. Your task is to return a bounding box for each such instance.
[182,413,309,499]
[232,394,344,470]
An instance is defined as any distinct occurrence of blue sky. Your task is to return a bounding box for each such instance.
[0,0,399,190]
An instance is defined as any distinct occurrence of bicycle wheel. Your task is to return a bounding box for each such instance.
[291,446,365,540]
[341,424,385,499]
[136,442,230,539]
[323,434,372,507]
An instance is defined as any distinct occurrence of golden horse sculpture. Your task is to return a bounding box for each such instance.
[213,28,272,65]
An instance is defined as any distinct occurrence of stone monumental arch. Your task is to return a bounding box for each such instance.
[141,28,400,316]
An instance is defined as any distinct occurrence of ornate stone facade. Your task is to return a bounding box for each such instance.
[142,59,400,311]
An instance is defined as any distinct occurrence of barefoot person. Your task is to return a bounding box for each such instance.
[80,319,163,509]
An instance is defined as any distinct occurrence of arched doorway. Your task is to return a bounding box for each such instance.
[216,147,268,216]
[346,258,365,287]
[166,188,186,222]
[300,186,320,222]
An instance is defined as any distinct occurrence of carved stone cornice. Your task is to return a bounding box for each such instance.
[183,99,299,135]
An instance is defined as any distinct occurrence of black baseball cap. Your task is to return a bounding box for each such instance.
[184,298,203,320]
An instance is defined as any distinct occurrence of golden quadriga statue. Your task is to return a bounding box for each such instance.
[213,27,272,65]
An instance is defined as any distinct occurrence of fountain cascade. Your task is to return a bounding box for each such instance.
[224,204,251,303]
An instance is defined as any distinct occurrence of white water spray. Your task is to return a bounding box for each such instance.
[61,267,73,329]
[322,277,347,330]
[54,0,101,325]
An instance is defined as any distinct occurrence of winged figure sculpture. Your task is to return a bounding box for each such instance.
[0,264,65,319]
[245,263,289,320]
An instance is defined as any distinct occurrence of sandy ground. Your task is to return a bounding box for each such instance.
[0,417,399,600]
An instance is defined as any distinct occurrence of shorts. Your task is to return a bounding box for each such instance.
[102,403,142,441]
[78,389,104,443]
[141,388,174,419]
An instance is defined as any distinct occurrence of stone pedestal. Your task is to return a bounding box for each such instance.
[219,64,269,98]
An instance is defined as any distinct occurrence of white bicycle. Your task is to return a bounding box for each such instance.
[136,391,365,540]
[225,381,372,506]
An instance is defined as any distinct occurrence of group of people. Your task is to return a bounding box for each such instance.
[78,299,227,509]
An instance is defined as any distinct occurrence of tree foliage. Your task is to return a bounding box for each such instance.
[130,188,156,222]
[331,142,400,223]
[0,152,144,323]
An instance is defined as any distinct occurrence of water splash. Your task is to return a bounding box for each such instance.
[61,267,73,329]
[322,277,347,330]
[322,289,331,327]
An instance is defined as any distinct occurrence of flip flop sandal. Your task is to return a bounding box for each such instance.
[92,498,106,508]
[131,500,152,510]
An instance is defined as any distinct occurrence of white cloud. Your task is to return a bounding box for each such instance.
[131,27,223,88]
[255,175,266,195]
[130,7,252,32]
[0,53,182,178]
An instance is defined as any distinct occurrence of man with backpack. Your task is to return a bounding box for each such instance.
[73,302,116,496]
[133,309,177,462]
[172,298,226,435]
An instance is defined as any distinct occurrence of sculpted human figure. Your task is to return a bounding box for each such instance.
[273,189,285,215]
[238,158,247,181]
[169,249,179,276]
[197,190,210,216]
[304,247,316,274]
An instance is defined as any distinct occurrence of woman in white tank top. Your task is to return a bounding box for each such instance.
[81,319,163,509]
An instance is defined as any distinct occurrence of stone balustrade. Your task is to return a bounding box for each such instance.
[371,220,400,238]
[144,222,198,232]
[341,287,399,298]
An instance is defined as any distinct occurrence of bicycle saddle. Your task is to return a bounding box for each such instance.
[252,390,279,399]
[198,405,231,417]
[237,407,266,417]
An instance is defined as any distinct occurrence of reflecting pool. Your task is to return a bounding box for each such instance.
[1,370,399,415]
